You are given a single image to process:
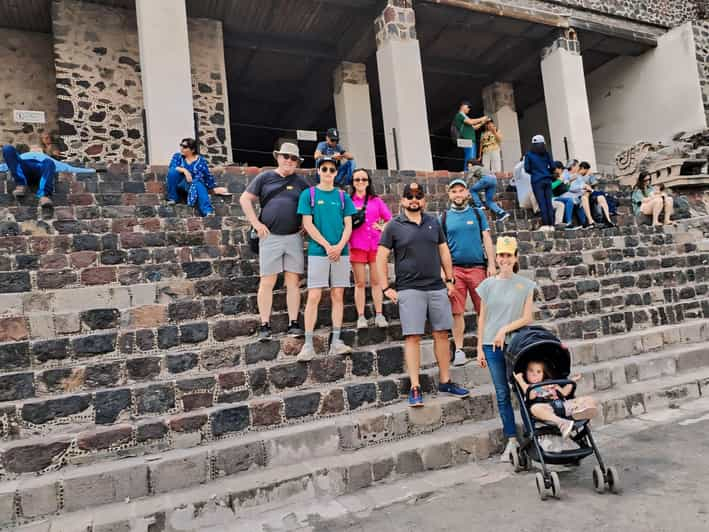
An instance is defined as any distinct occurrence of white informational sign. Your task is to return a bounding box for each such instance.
[296,130,317,142]
[456,138,473,148]
[13,110,46,124]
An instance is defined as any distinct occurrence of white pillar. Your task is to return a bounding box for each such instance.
[333,62,377,169]
[482,82,522,172]
[540,32,597,169]
[136,0,195,165]
[374,2,433,171]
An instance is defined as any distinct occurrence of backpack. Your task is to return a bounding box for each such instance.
[450,114,464,144]
[441,207,488,266]
[309,186,345,210]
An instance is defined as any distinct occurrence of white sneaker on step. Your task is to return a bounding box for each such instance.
[329,339,352,355]
[374,315,388,328]
[296,344,316,362]
[452,349,467,366]
[356,316,368,329]
[500,438,518,463]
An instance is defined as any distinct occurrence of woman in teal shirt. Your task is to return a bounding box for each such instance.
[631,172,674,226]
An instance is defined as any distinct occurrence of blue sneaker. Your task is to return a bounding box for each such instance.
[408,386,424,407]
[439,380,470,398]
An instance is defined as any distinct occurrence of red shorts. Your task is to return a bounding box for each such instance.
[350,248,378,264]
[449,266,486,315]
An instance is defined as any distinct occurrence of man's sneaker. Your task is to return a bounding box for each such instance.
[356,316,368,329]
[12,186,26,198]
[539,225,554,231]
[408,386,424,408]
[38,196,53,207]
[374,315,388,328]
[296,343,316,362]
[329,339,352,355]
[258,323,272,341]
[498,212,510,222]
[287,321,303,337]
[439,380,470,398]
[500,438,518,462]
[452,349,468,367]
[166,199,176,206]
[565,224,582,230]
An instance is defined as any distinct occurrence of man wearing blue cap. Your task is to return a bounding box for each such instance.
[314,128,355,187]
[442,178,496,366]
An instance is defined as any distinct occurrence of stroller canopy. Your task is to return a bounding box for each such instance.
[505,326,571,380]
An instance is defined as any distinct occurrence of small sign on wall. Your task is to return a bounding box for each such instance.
[13,110,46,124]
[296,130,317,142]
[456,138,473,148]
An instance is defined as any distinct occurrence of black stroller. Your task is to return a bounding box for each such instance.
[504,326,621,500]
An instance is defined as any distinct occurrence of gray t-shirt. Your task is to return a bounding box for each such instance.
[476,274,536,345]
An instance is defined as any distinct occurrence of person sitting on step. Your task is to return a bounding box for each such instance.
[631,172,675,227]
[314,128,356,187]
[468,160,510,222]
[165,137,228,216]
[1,135,95,207]
[577,162,615,228]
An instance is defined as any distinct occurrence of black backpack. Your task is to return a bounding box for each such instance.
[450,115,464,144]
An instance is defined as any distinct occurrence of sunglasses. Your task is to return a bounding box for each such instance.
[320,166,337,174]
[279,154,299,161]
[353,177,369,182]
[404,192,425,200]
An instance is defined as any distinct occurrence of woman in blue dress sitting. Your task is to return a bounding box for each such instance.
[166,138,227,216]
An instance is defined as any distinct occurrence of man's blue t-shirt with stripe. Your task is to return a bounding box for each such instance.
[442,206,488,266]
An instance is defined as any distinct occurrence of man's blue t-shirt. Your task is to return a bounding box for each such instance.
[297,187,357,256]
[316,141,346,157]
[442,207,489,266]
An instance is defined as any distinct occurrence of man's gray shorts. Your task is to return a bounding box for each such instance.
[398,288,453,336]
[307,255,351,289]
[259,233,304,276]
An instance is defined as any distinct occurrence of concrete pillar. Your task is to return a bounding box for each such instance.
[135,0,195,165]
[333,62,377,169]
[482,82,522,172]
[374,1,433,171]
[540,31,597,169]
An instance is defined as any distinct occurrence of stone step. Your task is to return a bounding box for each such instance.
[2,322,706,477]
[5,363,709,530]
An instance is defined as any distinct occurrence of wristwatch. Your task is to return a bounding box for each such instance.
[445,278,456,285]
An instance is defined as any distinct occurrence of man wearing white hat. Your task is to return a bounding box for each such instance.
[240,142,310,340]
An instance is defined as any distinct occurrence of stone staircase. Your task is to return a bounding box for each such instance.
[0,166,708,530]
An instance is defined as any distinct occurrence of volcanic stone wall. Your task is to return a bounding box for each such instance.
[51,0,231,165]
[0,28,58,147]
[544,0,698,28]
[694,20,709,123]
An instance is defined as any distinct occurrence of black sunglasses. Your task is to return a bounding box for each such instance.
[404,192,425,200]
[353,177,369,182]
[320,166,337,174]
[180,144,190,149]
[279,154,299,161]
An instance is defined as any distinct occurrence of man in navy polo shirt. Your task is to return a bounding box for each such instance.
[377,182,469,407]
[442,178,496,367]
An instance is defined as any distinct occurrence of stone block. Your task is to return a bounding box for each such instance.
[217,369,246,389]
[2,437,71,474]
[378,379,399,402]
[0,341,30,370]
[81,267,116,285]
[169,412,208,433]
[28,314,54,339]
[180,322,209,344]
[248,367,268,395]
[311,356,347,383]
[213,442,265,477]
[0,293,23,316]
[372,456,395,481]
[320,388,345,415]
[166,352,198,374]
[345,383,377,410]
[0,317,28,342]
[72,333,117,356]
[269,363,307,389]
[157,325,179,349]
[395,449,423,474]
[0,271,31,293]
[54,313,80,334]
[135,330,155,351]
[18,481,57,518]
[0,372,34,401]
[377,346,404,376]
[213,318,258,341]
[77,425,132,450]
[244,339,280,364]
[94,389,132,424]
[80,308,120,330]
[210,406,250,437]
[408,403,442,430]
[84,362,122,388]
[126,305,167,329]
[135,384,175,414]
[149,451,209,493]
[347,462,372,492]
[22,394,91,425]
[267,426,339,468]
[642,331,664,352]
[284,392,321,419]
[62,464,149,512]
[168,300,202,322]
[126,357,161,380]
[182,393,214,411]
[136,421,168,442]
[0,488,14,527]
[130,284,156,306]
[251,400,282,427]
[350,351,374,376]
[422,441,453,470]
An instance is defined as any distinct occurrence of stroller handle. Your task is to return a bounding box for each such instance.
[523,379,577,402]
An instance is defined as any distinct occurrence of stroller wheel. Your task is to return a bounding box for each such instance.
[550,471,561,499]
[606,466,621,494]
[535,472,548,501]
[593,466,606,494]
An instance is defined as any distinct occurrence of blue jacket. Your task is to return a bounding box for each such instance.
[524,151,554,184]
[0,151,96,174]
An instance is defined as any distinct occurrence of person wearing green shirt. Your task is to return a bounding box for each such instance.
[296,157,358,361]
[453,101,489,171]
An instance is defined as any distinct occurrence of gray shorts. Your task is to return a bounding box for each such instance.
[398,288,453,336]
[259,233,305,276]
[307,255,351,289]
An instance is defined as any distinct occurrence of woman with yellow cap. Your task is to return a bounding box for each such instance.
[475,236,536,461]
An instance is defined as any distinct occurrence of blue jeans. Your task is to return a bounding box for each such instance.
[553,196,575,224]
[532,178,554,226]
[2,145,55,198]
[483,345,517,438]
[463,145,477,170]
[166,169,214,216]
[315,158,356,187]
[470,175,506,217]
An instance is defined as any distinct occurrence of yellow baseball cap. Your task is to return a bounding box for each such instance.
[496,236,518,255]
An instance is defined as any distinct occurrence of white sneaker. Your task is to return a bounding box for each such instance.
[452,349,467,366]
[329,339,352,355]
[374,315,388,328]
[500,438,518,463]
[296,344,316,362]
[356,316,369,329]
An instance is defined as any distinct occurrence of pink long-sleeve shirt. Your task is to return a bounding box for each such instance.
[349,195,393,252]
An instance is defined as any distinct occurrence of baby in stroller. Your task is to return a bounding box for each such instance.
[514,360,598,438]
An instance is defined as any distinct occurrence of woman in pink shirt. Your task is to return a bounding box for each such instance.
[350,169,392,329]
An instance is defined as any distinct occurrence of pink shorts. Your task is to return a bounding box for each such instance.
[350,248,378,264]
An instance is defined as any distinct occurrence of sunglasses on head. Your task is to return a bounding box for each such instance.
[180,144,190,149]
[320,165,337,174]
[404,192,424,200]
[280,154,299,161]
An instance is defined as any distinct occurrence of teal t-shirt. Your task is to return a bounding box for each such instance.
[476,274,536,344]
[441,207,489,266]
[297,187,357,256]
